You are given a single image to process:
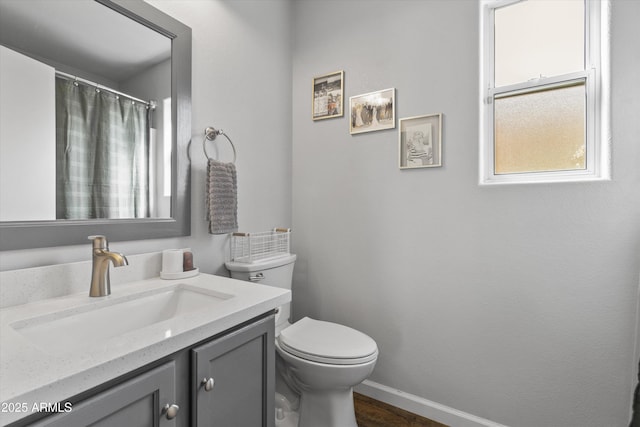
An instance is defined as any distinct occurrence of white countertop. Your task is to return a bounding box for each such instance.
[0,273,290,426]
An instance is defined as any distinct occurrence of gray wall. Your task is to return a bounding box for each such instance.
[291,1,640,427]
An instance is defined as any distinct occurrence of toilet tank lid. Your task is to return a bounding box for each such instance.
[225,253,296,272]
[278,317,377,362]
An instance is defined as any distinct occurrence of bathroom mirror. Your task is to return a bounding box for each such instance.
[0,0,191,250]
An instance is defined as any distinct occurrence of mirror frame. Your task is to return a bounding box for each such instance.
[0,0,191,251]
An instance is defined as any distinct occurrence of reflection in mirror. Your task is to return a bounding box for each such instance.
[0,0,191,250]
[0,0,171,221]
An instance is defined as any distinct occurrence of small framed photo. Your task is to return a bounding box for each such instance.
[349,88,395,134]
[399,113,442,169]
[312,70,344,120]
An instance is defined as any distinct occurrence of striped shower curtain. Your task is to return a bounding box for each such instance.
[55,77,150,219]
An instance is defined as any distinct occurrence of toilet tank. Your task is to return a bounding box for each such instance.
[225,254,296,331]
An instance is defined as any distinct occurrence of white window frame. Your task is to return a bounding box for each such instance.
[479,0,611,185]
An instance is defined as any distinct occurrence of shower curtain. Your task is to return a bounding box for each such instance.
[55,77,150,219]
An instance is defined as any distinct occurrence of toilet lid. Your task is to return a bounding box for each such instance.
[278,317,378,365]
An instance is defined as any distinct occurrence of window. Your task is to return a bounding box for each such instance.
[479,0,610,184]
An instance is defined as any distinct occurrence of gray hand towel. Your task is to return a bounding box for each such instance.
[206,158,238,234]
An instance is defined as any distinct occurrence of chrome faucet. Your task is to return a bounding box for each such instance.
[88,235,128,297]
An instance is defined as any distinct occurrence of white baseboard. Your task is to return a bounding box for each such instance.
[355,380,510,427]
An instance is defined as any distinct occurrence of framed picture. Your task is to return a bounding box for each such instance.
[312,70,344,120]
[399,113,442,169]
[349,88,395,134]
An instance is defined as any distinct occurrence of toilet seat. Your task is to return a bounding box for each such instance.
[278,317,378,365]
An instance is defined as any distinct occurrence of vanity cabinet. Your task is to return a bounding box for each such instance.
[22,313,275,427]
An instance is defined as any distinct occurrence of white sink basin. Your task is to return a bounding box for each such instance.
[10,284,233,355]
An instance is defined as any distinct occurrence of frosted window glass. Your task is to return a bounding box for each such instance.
[495,0,584,87]
[494,83,586,174]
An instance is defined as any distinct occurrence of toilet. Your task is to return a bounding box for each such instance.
[225,254,378,427]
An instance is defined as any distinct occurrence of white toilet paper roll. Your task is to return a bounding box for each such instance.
[162,249,184,274]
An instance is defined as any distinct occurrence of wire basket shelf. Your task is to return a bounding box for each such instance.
[230,228,291,263]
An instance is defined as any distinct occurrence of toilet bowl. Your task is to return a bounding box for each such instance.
[225,253,378,427]
[275,317,377,427]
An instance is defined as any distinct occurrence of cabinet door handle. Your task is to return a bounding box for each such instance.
[201,377,215,392]
[162,403,179,420]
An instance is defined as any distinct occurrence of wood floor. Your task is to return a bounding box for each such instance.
[354,393,449,427]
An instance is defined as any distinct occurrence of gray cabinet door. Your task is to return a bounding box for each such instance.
[32,361,177,427]
[192,315,275,427]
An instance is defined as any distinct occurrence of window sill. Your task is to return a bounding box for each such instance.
[479,172,611,186]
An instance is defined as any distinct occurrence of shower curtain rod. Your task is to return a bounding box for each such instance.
[55,71,156,109]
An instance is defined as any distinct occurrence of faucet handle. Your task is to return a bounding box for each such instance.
[88,235,108,249]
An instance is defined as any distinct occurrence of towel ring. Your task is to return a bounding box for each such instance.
[203,126,237,164]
